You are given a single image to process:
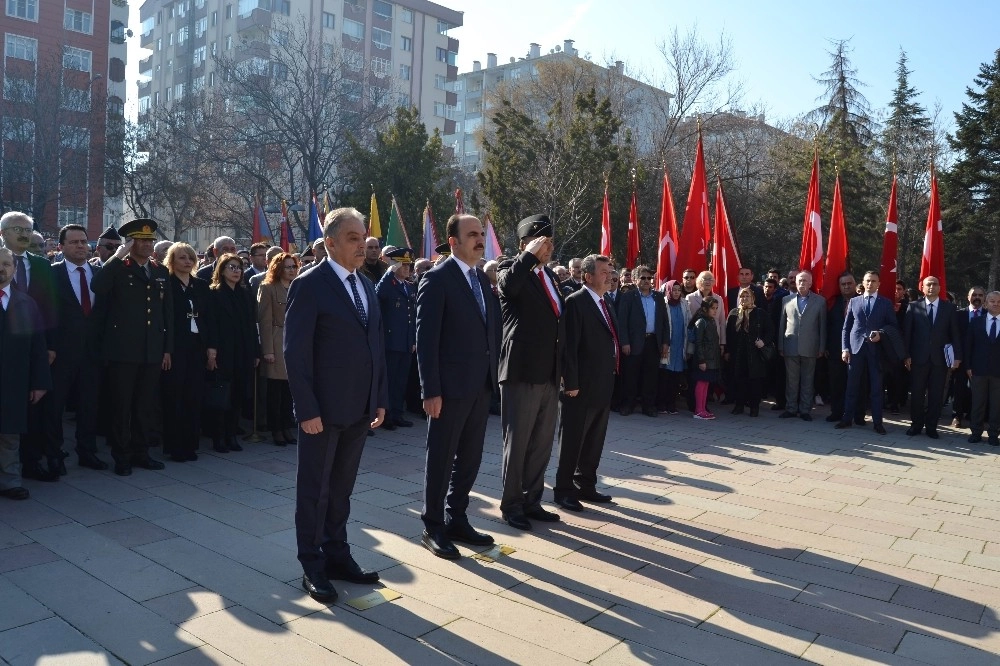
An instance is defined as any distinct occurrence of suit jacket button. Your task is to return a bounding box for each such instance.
[147,321,151,325]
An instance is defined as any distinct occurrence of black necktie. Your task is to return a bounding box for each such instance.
[927,303,934,325]
[14,255,27,292]
[991,317,997,341]
[864,296,872,317]
[469,268,486,321]
[347,274,368,327]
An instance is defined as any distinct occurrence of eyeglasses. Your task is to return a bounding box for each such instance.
[638,276,652,281]
[282,264,297,270]
[225,264,243,272]
[683,275,696,280]
[3,226,31,234]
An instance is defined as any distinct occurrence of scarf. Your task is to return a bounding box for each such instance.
[735,288,755,332]
[665,280,681,306]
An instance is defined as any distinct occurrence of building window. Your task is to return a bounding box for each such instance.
[343,49,363,71]
[176,0,189,18]
[372,27,391,50]
[272,0,290,15]
[399,64,410,80]
[64,9,93,34]
[177,26,189,44]
[141,16,155,36]
[193,45,207,66]
[271,30,288,47]
[211,41,217,56]
[58,207,88,225]
[196,17,208,37]
[399,93,409,107]
[434,74,446,89]
[371,56,390,78]
[61,86,91,112]
[175,83,185,100]
[60,126,90,151]
[437,20,451,34]
[168,32,173,46]
[139,95,151,113]
[110,20,126,44]
[343,18,364,40]
[400,8,412,23]
[271,63,287,80]
[153,91,159,105]
[225,35,233,50]
[400,36,411,52]
[4,34,37,61]
[373,0,392,19]
[4,74,35,100]
[226,4,233,19]
[5,0,37,21]
[193,75,205,92]
[436,48,456,65]
[322,12,335,29]
[208,72,215,87]
[211,10,218,26]
[433,102,454,119]
[63,47,92,73]
[156,38,162,51]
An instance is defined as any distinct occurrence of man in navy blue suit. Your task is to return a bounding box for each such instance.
[966,291,1000,446]
[416,214,501,559]
[835,271,898,435]
[285,207,388,603]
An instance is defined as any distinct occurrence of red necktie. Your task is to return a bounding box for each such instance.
[0,287,6,310]
[77,266,92,316]
[537,270,560,317]
[600,298,620,374]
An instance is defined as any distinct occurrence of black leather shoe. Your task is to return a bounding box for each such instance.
[873,424,887,435]
[834,421,852,429]
[131,456,165,470]
[272,432,287,447]
[78,453,109,470]
[554,496,584,512]
[445,522,495,546]
[47,457,68,477]
[825,414,842,422]
[394,417,413,428]
[926,429,940,440]
[779,411,797,419]
[579,489,613,503]
[905,426,922,436]
[503,512,532,530]
[968,433,983,443]
[325,557,380,583]
[302,573,337,602]
[381,421,397,431]
[21,464,58,482]
[800,413,813,422]
[0,487,29,500]
[421,530,461,559]
[525,507,560,522]
[114,462,133,476]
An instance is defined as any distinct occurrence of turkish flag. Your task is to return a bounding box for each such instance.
[279,199,292,252]
[799,153,824,294]
[711,178,742,314]
[626,185,640,270]
[600,183,612,257]
[878,175,899,300]
[920,172,947,299]
[822,174,849,307]
[675,132,710,280]
[656,168,679,290]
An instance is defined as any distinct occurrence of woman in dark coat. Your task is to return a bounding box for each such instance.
[725,287,773,417]
[691,296,722,420]
[205,253,260,453]
[162,243,211,461]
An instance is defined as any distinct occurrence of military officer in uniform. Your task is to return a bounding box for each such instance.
[91,219,173,476]
[376,248,417,430]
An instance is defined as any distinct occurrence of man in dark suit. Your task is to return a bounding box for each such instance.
[726,266,765,316]
[415,215,500,559]
[0,248,51,500]
[285,207,387,602]
[762,278,787,410]
[46,224,108,473]
[0,211,58,482]
[195,236,237,281]
[376,248,417,430]
[965,291,1000,446]
[951,286,986,428]
[496,214,565,530]
[616,264,669,417]
[835,271,898,435]
[555,254,619,512]
[91,219,173,476]
[826,272,864,424]
[904,276,962,439]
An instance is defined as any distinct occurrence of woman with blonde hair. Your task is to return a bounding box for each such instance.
[724,287,773,417]
[258,252,300,445]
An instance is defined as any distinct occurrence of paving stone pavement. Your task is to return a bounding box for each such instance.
[2,406,999,665]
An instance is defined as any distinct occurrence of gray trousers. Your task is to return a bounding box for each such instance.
[784,355,817,414]
[970,375,1000,437]
[499,380,559,515]
[0,432,22,491]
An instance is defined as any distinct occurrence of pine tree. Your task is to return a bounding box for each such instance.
[943,49,1000,290]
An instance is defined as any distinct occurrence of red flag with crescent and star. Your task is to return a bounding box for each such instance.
[919,170,947,299]
[878,175,899,300]
[675,131,709,280]
[799,151,824,294]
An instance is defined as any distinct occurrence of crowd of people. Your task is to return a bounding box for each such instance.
[2,207,999,603]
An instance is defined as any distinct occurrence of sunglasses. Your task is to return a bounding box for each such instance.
[225,264,243,272]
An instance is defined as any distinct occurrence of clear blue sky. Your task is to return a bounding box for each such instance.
[443,0,999,130]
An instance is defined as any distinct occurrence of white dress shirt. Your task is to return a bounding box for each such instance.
[327,257,368,315]
[64,259,96,309]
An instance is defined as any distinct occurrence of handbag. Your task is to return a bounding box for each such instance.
[204,373,231,411]
[758,342,776,362]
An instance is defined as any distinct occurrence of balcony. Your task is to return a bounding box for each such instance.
[234,40,271,64]
[138,56,152,74]
[138,80,151,95]
[237,8,271,35]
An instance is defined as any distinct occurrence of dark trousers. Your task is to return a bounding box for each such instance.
[162,344,205,458]
[970,375,1000,437]
[499,380,558,515]
[555,397,610,498]
[207,374,248,440]
[385,350,412,422]
[828,356,863,421]
[732,377,764,411]
[18,400,48,467]
[106,361,161,463]
[406,351,424,415]
[44,352,100,459]
[621,336,660,408]
[909,362,947,431]
[843,345,884,425]
[421,384,491,531]
[657,369,683,412]
[952,373,972,419]
[295,415,369,576]
[886,364,909,410]
[767,355,786,408]
[266,378,294,432]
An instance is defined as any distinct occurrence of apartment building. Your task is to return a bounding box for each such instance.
[1,0,129,237]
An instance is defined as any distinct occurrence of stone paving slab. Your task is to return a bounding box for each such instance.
[0,410,999,664]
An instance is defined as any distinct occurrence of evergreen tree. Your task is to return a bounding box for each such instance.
[943,49,1000,290]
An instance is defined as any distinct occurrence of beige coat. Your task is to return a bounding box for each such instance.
[257,280,289,380]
